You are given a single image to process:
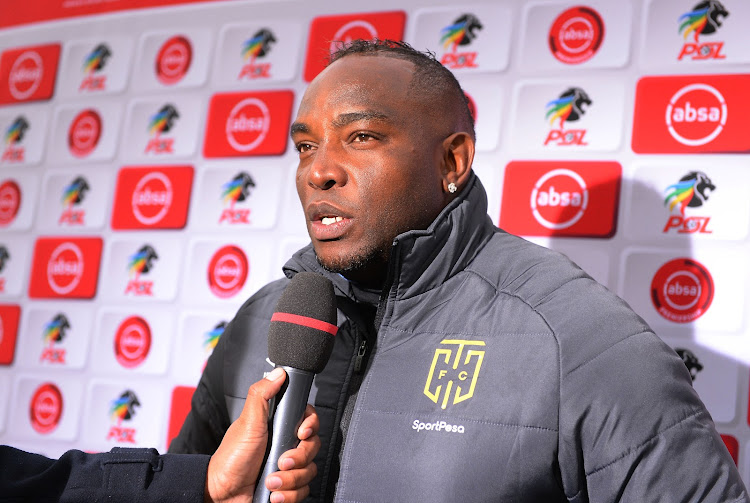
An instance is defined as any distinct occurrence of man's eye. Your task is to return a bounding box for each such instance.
[353,133,373,142]
[296,142,313,153]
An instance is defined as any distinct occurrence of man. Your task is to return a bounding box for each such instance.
[171,40,747,501]
[2,369,319,503]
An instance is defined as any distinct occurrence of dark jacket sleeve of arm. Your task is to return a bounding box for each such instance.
[0,445,210,503]
[168,319,232,455]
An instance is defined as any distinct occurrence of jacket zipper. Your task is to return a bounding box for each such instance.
[353,339,368,373]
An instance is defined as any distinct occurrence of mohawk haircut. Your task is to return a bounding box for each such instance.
[328,39,476,141]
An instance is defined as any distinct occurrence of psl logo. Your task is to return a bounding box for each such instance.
[40,313,70,364]
[239,28,276,80]
[544,87,591,146]
[677,1,729,61]
[439,14,482,69]
[2,116,28,162]
[144,104,179,154]
[124,244,158,296]
[675,348,704,381]
[424,339,485,409]
[79,43,110,91]
[59,176,89,225]
[107,390,140,443]
[0,245,8,292]
[219,172,255,224]
[663,171,715,234]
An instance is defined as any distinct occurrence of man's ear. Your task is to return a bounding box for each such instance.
[441,132,475,195]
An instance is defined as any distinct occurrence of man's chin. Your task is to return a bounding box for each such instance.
[313,246,387,279]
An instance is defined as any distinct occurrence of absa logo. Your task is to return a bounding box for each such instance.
[548,6,605,64]
[677,1,729,61]
[226,98,270,153]
[439,13,483,69]
[46,242,84,295]
[651,258,714,323]
[156,36,192,85]
[0,44,60,105]
[131,172,173,226]
[0,179,21,226]
[665,83,726,147]
[207,245,249,299]
[29,383,63,434]
[114,316,151,368]
[9,51,43,100]
[530,169,589,230]
[68,109,102,158]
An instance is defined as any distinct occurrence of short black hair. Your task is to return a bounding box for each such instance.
[328,39,476,140]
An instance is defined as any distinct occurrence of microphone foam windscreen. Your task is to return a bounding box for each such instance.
[268,272,337,373]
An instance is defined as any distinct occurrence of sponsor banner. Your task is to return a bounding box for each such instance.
[123,96,203,161]
[92,309,174,375]
[520,2,631,70]
[203,90,293,158]
[0,106,49,166]
[57,38,134,98]
[82,379,166,452]
[0,0,230,29]
[28,237,103,299]
[183,239,272,305]
[643,0,750,66]
[619,248,746,333]
[662,337,738,424]
[0,237,31,298]
[632,74,750,153]
[167,385,195,449]
[457,77,502,152]
[0,304,21,365]
[190,163,285,231]
[213,21,303,86]
[510,79,625,152]
[10,376,83,441]
[624,163,749,241]
[133,30,212,91]
[499,161,621,238]
[50,103,123,163]
[100,236,184,301]
[408,5,512,74]
[18,304,94,370]
[173,312,234,384]
[0,44,60,105]
[303,11,407,82]
[111,165,194,230]
[38,168,113,231]
[0,171,40,231]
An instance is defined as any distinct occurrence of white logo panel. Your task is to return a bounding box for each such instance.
[38,168,113,231]
[17,303,94,370]
[57,37,134,98]
[49,102,123,164]
[9,375,84,441]
[0,106,48,166]
[133,30,212,91]
[174,311,235,385]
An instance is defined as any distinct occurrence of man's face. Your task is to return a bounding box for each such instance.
[291,55,449,285]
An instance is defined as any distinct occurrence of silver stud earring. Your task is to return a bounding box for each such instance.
[448,182,457,193]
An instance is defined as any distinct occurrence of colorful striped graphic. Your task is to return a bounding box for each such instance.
[545,95,574,127]
[440,20,468,51]
[679,7,709,42]
[664,179,695,214]
[242,35,264,61]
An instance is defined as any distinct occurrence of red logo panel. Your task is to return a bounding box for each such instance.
[68,109,102,158]
[167,385,195,448]
[303,11,406,82]
[114,316,152,368]
[548,6,605,65]
[632,74,750,153]
[207,245,249,298]
[29,237,103,299]
[0,304,21,365]
[0,44,60,104]
[204,91,293,158]
[111,165,194,229]
[0,179,21,227]
[156,35,192,85]
[500,161,621,238]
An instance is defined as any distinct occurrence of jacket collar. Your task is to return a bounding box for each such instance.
[283,172,494,302]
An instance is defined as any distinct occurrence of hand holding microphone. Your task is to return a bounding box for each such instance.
[252,272,337,503]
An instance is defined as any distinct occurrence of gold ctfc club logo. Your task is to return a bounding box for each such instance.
[424,339,485,409]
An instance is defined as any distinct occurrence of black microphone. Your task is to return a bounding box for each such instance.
[252,272,337,503]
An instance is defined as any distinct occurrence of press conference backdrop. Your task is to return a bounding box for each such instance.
[0,0,748,478]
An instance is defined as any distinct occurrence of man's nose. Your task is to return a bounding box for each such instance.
[307,145,347,190]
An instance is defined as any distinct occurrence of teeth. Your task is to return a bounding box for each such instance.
[321,216,343,225]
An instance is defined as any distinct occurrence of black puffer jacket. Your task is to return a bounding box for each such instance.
[171,174,746,502]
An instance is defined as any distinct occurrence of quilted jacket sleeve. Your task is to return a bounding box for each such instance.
[0,445,210,502]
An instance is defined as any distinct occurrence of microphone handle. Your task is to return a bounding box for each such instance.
[252,366,315,503]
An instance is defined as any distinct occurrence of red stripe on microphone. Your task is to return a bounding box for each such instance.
[271,312,338,336]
